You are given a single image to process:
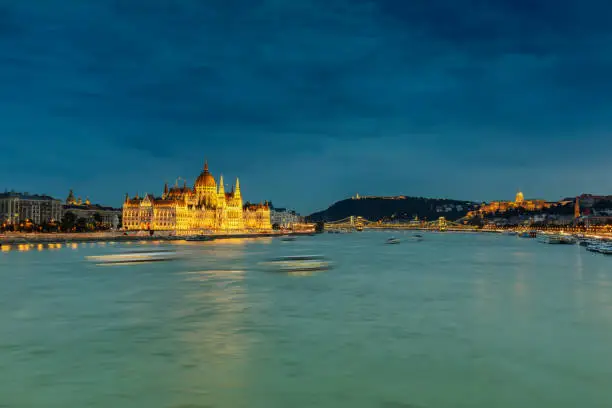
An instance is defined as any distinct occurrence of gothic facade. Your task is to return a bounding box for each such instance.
[122,161,271,234]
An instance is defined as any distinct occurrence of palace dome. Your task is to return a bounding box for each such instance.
[515,191,524,203]
[195,161,216,188]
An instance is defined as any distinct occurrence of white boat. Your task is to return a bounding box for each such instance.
[262,255,330,272]
[599,246,612,255]
[586,243,612,254]
[386,237,400,244]
[537,233,576,245]
[86,249,179,265]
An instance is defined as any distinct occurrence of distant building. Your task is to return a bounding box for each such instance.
[63,189,121,227]
[0,191,62,225]
[271,208,303,228]
[473,191,554,215]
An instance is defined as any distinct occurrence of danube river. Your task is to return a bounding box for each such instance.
[2,232,612,407]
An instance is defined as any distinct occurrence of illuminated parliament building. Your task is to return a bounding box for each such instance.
[122,161,271,234]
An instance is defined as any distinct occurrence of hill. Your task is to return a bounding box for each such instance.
[307,196,478,222]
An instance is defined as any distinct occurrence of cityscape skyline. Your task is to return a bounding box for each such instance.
[1,1,612,214]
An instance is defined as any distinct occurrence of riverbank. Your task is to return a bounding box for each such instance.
[0,231,314,245]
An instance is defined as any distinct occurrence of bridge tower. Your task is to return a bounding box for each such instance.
[350,216,355,226]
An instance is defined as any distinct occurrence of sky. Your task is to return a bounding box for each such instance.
[1,0,611,214]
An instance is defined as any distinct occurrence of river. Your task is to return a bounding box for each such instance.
[1,231,612,407]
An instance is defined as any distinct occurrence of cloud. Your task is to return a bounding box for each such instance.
[0,0,611,212]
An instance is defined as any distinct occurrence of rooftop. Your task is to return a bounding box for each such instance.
[0,191,61,201]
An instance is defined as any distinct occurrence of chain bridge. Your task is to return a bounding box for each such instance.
[324,216,478,232]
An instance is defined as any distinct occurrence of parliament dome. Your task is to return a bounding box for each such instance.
[195,161,216,188]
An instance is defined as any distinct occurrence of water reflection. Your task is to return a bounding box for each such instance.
[175,267,251,406]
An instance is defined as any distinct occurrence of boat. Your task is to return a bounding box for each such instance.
[386,237,400,244]
[538,233,577,245]
[518,231,536,238]
[586,243,612,254]
[185,235,214,242]
[505,231,518,236]
[86,249,179,265]
[262,255,330,272]
[599,246,612,255]
[413,234,423,238]
[537,233,561,244]
[281,235,296,242]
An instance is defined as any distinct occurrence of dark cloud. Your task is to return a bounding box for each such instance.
[0,0,611,212]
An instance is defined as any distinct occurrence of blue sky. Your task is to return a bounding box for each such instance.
[1,0,611,214]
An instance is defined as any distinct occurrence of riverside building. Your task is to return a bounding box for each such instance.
[122,161,271,234]
[0,191,62,225]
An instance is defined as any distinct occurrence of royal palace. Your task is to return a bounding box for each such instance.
[470,191,553,216]
[122,161,271,234]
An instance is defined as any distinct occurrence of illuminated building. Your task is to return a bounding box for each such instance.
[122,161,271,234]
[473,191,553,215]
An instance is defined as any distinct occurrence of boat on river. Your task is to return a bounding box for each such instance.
[537,233,576,245]
[86,249,179,265]
[386,237,400,244]
[185,235,214,242]
[586,242,612,255]
[262,255,330,272]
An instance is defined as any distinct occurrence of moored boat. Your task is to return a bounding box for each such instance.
[537,233,576,244]
[586,243,612,254]
[185,235,214,242]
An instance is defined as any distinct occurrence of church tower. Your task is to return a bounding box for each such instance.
[66,189,76,205]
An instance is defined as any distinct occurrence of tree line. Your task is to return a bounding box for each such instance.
[0,211,122,233]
